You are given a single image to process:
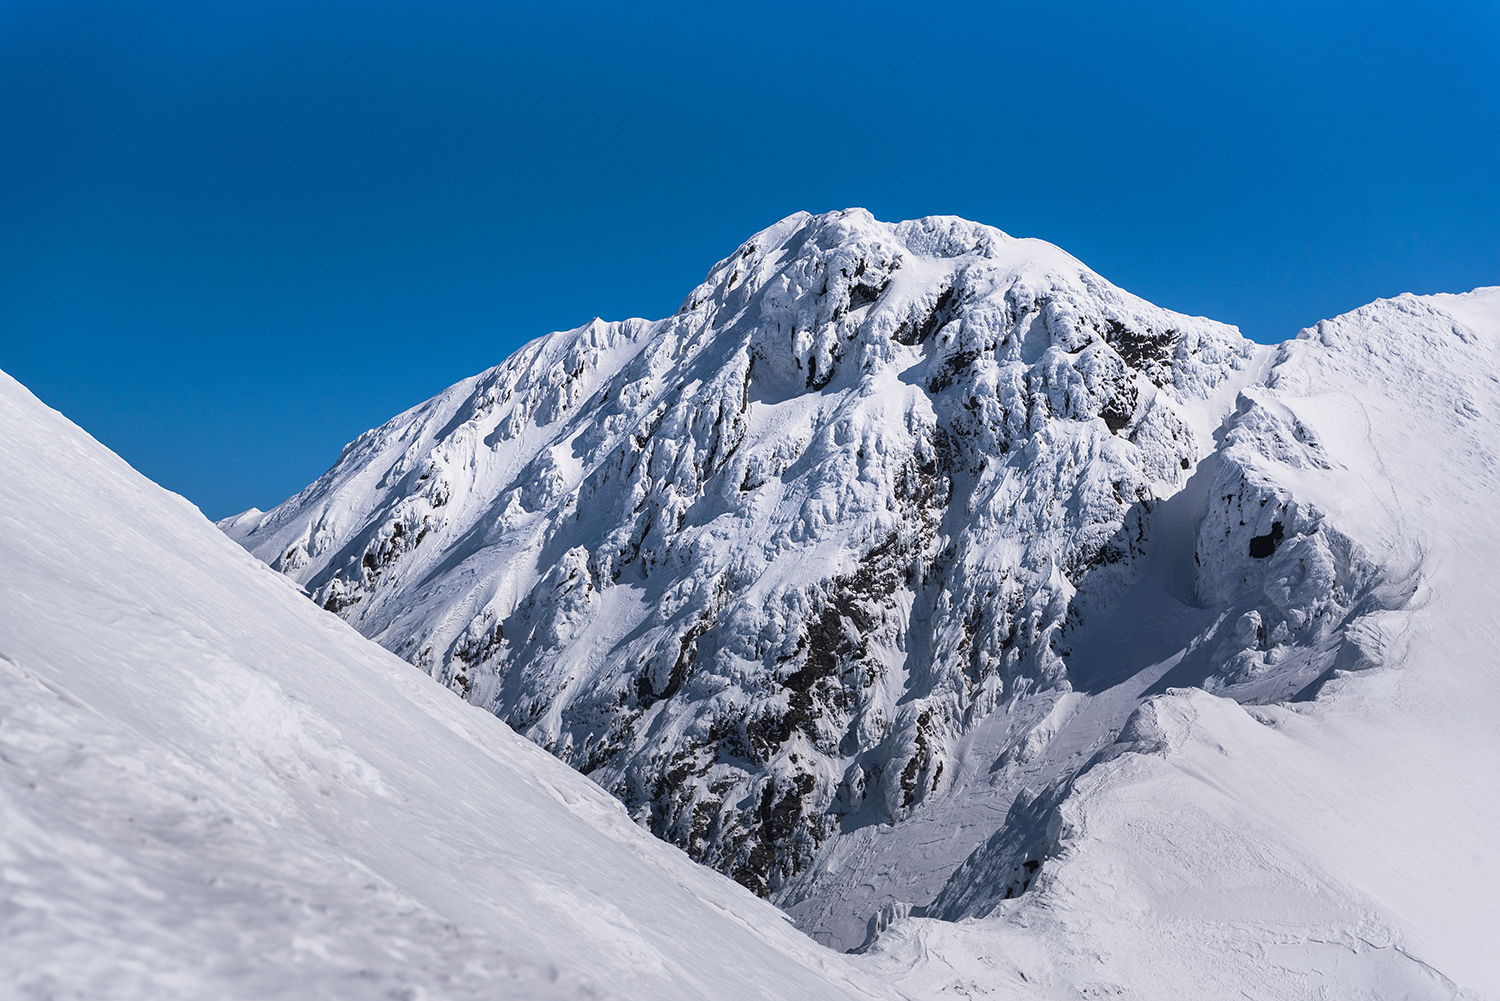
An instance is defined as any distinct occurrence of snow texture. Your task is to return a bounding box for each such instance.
[0,368,900,1001]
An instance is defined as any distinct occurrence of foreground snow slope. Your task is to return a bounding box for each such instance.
[0,367,899,1001]
[857,289,1500,999]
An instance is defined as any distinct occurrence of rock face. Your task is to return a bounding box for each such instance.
[224,209,1259,908]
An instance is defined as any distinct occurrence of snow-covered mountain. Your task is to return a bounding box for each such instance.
[223,210,1264,927]
[0,367,898,1000]
[6,204,1499,997]
[218,207,1500,993]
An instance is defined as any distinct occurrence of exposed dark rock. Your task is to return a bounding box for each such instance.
[1248,521,1285,559]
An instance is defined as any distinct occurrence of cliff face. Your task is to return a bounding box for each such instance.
[224,208,1259,915]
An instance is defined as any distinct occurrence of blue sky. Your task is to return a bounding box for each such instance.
[2,1,1497,519]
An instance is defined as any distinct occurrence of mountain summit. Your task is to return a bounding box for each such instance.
[223,212,1494,971]
[0,202,1483,995]
[225,209,1252,916]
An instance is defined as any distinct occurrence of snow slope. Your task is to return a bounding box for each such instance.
[856,289,1500,998]
[223,209,1261,936]
[0,366,900,1001]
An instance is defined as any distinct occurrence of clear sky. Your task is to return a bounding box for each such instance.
[2,1,1497,520]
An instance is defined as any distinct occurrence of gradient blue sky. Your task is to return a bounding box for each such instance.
[2,1,1497,519]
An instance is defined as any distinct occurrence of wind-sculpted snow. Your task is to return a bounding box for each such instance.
[915,303,1442,929]
[0,367,901,1001]
[226,209,1259,911]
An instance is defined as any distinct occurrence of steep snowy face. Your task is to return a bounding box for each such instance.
[0,368,901,1001]
[226,209,1256,898]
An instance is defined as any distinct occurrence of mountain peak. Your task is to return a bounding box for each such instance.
[225,210,1261,942]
